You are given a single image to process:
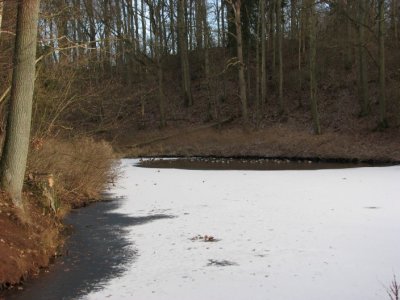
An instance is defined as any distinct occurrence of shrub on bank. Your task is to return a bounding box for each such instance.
[27,137,118,208]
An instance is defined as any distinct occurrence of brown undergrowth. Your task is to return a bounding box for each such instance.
[28,137,118,207]
[0,137,117,290]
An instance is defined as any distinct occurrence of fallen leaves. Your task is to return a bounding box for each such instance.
[190,234,219,242]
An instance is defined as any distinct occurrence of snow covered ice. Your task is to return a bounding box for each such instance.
[81,159,400,300]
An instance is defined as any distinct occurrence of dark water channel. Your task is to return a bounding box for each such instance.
[137,157,389,171]
[2,197,172,300]
[2,157,395,300]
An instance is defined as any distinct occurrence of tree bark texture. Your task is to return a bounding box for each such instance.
[0,0,41,207]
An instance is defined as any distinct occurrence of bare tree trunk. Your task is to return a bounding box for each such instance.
[221,0,225,47]
[147,0,166,127]
[83,0,96,66]
[276,0,284,114]
[141,0,147,53]
[56,0,69,64]
[0,0,41,207]
[188,0,193,51]
[76,0,86,59]
[161,1,167,51]
[290,0,297,40]
[378,0,388,128]
[149,14,154,58]
[229,0,248,123]
[0,1,4,40]
[271,0,276,79]
[195,0,203,49]
[260,0,267,107]
[392,0,398,42]
[298,2,303,101]
[358,0,369,116]
[308,0,320,134]
[202,0,217,120]
[50,20,58,63]
[155,2,166,127]
[178,0,193,106]
[256,10,260,118]
[169,0,176,53]
[115,0,125,73]
[134,0,140,52]
[216,0,221,46]
[103,0,112,72]
[344,0,353,70]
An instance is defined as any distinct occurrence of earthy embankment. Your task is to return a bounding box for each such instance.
[120,125,400,163]
[0,138,116,292]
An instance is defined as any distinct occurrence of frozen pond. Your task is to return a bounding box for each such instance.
[82,159,400,300]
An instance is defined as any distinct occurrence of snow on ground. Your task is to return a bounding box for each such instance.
[82,159,400,300]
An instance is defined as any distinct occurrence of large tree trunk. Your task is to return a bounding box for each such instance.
[0,0,41,207]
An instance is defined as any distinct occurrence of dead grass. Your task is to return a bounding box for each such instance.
[121,125,400,162]
[27,137,118,208]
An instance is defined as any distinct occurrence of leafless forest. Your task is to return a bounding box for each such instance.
[0,0,400,291]
[2,0,400,140]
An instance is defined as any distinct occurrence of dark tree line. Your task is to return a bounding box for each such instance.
[0,0,399,204]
